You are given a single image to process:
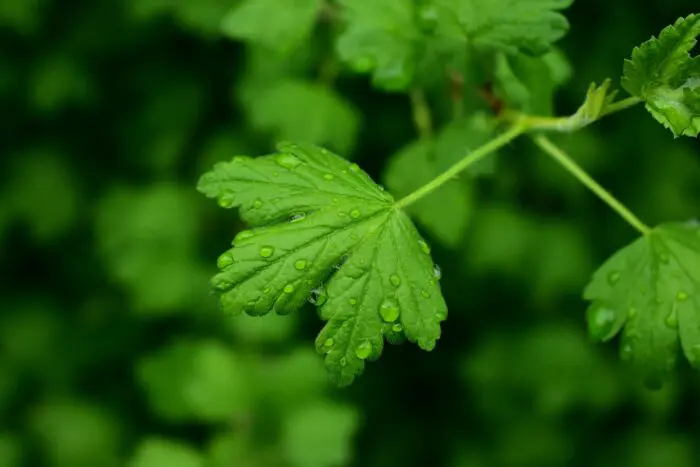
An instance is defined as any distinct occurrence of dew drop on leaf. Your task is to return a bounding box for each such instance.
[323,173,335,181]
[355,341,372,360]
[348,163,360,173]
[418,239,430,254]
[349,298,357,305]
[309,287,328,306]
[275,153,302,169]
[421,289,430,298]
[389,274,401,287]
[677,291,689,301]
[665,309,679,328]
[294,259,307,270]
[587,303,617,341]
[252,198,263,208]
[233,229,254,244]
[217,252,234,269]
[391,323,403,333]
[379,299,400,322]
[435,310,446,320]
[607,271,621,285]
[324,338,334,349]
[289,212,306,222]
[433,264,442,280]
[218,194,235,208]
[283,284,295,294]
[259,246,274,258]
[350,209,361,219]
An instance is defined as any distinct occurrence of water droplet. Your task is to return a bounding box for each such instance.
[348,163,360,173]
[217,252,234,269]
[355,341,372,360]
[391,323,403,333]
[294,259,307,270]
[218,194,235,208]
[665,309,679,328]
[259,246,274,258]
[309,287,328,306]
[234,230,254,243]
[379,299,400,322]
[332,197,339,204]
[290,212,306,222]
[389,274,401,287]
[586,303,618,341]
[324,338,334,348]
[337,212,347,217]
[418,239,431,254]
[323,173,335,181]
[272,171,279,177]
[275,153,302,169]
[627,307,637,318]
[264,287,270,294]
[678,291,689,301]
[659,253,670,264]
[436,310,447,320]
[339,357,347,367]
[421,289,430,298]
[433,264,442,280]
[349,298,357,305]
[607,271,621,285]
[252,199,263,209]
[283,284,295,294]
[350,209,361,219]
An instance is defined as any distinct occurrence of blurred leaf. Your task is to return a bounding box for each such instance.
[612,431,694,467]
[336,0,419,91]
[0,301,61,372]
[206,432,259,467]
[30,400,122,467]
[0,0,44,34]
[384,138,472,248]
[226,311,298,345]
[5,147,79,242]
[281,401,360,467]
[433,112,500,175]
[221,0,321,52]
[246,80,360,155]
[0,433,22,467]
[129,438,204,467]
[94,184,209,314]
[29,53,93,112]
[137,339,253,422]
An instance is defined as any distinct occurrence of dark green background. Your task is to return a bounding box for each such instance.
[1,1,699,466]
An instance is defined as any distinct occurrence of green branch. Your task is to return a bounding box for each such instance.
[395,123,526,209]
[532,134,651,236]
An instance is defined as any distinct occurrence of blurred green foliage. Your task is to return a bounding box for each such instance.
[1,1,700,466]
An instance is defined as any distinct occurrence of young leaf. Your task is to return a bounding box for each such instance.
[621,14,700,137]
[583,221,700,388]
[335,0,420,91]
[221,0,321,53]
[431,0,573,56]
[198,143,447,386]
[383,139,472,248]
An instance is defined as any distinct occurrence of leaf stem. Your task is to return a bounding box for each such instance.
[395,123,526,209]
[409,88,434,139]
[532,134,651,236]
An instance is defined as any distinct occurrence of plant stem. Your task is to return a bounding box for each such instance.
[600,96,642,117]
[395,123,526,209]
[409,88,433,139]
[532,134,651,236]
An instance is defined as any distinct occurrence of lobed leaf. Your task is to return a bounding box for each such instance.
[583,221,700,388]
[198,143,447,386]
[622,14,700,137]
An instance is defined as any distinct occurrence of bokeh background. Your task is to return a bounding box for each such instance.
[2,1,700,466]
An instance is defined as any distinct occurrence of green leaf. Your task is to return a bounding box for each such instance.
[494,49,572,116]
[197,143,447,386]
[246,80,360,155]
[336,0,420,91]
[281,402,360,467]
[383,138,472,248]
[431,0,573,56]
[129,438,204,467]
[137,339,253,421]
[221,0,321,53]
[583,221,700,388]
[621,14,700,137]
